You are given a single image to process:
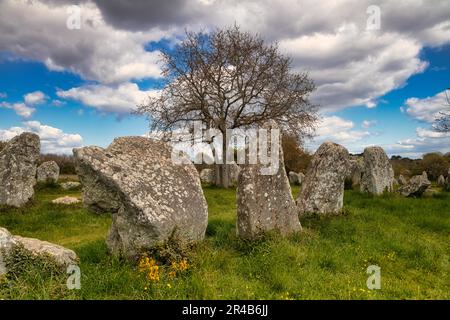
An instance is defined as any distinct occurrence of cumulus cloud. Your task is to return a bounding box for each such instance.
[24,91,47,105]
[57,82,159,114]
[0,102,35,118]
[403,90,450,123]
[387,127,450,158]
[1,0,450,112]
[0,121,83,154]
[0,0,165,83]
[308,115,371,152]
[362,120,377,128]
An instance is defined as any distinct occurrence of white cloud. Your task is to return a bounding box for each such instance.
[57,82,159,114]
[403,90,450,123]
[386,127,450,158]
[0,121,83,154]
[362,120,377,128]
[308,115,371,152]
[0,0,166,84]
[24,91,46,105]
[0,102,35,118]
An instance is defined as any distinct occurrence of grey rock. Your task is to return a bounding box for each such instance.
[297,172,305,184]
[200,168,214,184]
[360,146,394,195]
[229,163,241,186]
[398,171,431,197]
[398,175,407,186]
[52,196,81,205]
[37,160,60,183]
[1,227,77,275]
[347,158,363,188]
[0,227,16,275]
[60,181,81,190]
[437,175,445,187]
[236,121,301,239]
[0,133,40,207]
[73,136,208,259]
[288,171,299,185]
[297,142,350,215]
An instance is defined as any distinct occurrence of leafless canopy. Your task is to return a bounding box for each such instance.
[137,25,317,139]
[433,88,450,132]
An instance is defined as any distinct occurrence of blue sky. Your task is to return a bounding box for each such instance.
[1,0,449,157]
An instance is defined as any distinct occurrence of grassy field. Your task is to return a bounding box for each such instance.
[0,183,449,300]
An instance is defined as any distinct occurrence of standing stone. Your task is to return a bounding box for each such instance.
[398,175,407,186]
[0,133,40,207]
[360,146,394,195]
[200,168,214,184]
[37,161,60,183]
[297,172,305,185]
[73,137,208,259]
[398,171,431,197]
[61,181,81,190]
[288,171,299,184]
[297,142,350,215]
[437,175,445,187]
[236,121,301,239]
[229,163,241,186]
[347,158,363,188]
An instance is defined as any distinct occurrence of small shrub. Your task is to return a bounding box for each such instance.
[146,229,194,265]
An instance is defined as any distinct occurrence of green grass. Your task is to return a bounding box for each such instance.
[0,184,449,300]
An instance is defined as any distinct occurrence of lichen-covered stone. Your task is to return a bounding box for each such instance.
[1,227,77,275]
[236,121,301,239]
[297,172,305,184]
[73,136,208,259]
[60,181,81,190]
[297,142,350,215]
[398,171,431,197]
[288,171,299,184]
[437,175,445,187]
[52,196,81,205]
[360,146,394,195]
[347,157,363,188]
[398,175,407,186]
[0,133,40,207]
[37,160,60,183]
[200,168,214,184]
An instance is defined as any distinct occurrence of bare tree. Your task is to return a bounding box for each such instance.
[433,88,450,132]
[137,26,317,187]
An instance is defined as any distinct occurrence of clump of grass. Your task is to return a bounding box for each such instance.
[146,229,195,265]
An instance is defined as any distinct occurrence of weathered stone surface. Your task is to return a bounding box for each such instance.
[347,158,363,188]
[52,196,81,205]
[37,160,60,183]
[437,175,445,187]
[13,236,78,267]
[360,146,394,195]
[398,175,407,186]
[297,172,305,185]
[60,181,81,190]
[0,227,16,275]
[288,171,299,184]
[297,142,350,215]
[0,133,40,207]
[73,136,208,258]
[200,168,214,184]
[237,121,301,239]
[229,163,241,186]
[1,227,77,275]
[398,171,431,197]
